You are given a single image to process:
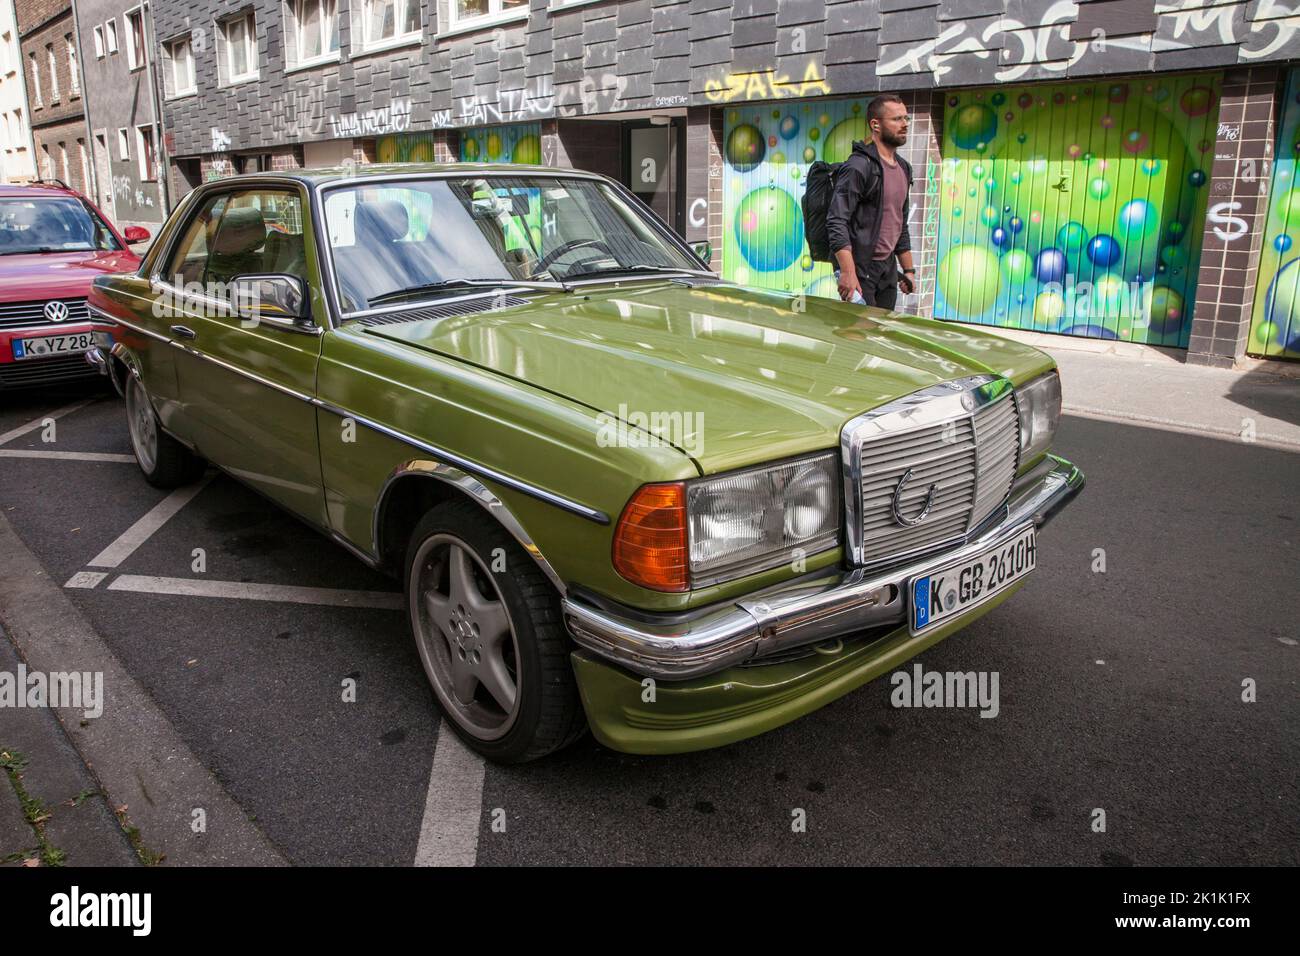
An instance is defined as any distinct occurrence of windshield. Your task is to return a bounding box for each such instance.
[0,197,121,255]
[322,175,701,313]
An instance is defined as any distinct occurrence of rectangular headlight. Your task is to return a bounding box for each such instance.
[1018,370,1062,465]
[686,453,839,586]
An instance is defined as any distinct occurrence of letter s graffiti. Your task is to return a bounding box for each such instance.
[1208,201,1249,242]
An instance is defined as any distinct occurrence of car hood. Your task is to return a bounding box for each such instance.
[366,280,1055,472]
[0,249,141,302]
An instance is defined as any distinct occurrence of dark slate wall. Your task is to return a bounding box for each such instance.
[151,0,1300,158]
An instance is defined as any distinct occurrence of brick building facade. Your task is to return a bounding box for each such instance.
[16,0,88,193]
[141,0,1300,366]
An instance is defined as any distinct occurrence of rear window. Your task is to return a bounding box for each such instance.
[0,197,121,255]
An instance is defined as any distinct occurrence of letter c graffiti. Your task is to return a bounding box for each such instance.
[689,197,707,229]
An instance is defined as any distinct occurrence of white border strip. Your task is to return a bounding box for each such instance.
[0,449,135,463]
[106,574,403,610]
[0,398,96,446]
[87,475,213,568]
[414,723,486,867]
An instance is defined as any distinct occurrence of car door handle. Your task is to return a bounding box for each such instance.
[170,325,197,340]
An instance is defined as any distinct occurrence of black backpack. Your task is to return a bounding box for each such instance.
[802,160,842,263]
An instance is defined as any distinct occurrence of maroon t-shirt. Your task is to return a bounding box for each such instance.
[871,157,908,261]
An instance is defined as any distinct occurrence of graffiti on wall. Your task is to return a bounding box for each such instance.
[376,131,440,164]
[720,97,878,296]
[328,99,412,139]
[1248,69,1300,358]
[459,123,542,165]
[933,75,1221,348]
[703,64,832,104]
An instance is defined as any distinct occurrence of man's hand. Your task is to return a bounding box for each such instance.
[898,271,915,295]
[838,271,863,303]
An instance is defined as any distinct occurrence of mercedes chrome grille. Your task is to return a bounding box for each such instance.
[841,375,1021,569]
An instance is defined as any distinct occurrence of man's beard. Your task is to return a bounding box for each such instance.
[880,129,908,148]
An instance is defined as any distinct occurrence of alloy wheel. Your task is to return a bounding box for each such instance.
[125,376,158,474]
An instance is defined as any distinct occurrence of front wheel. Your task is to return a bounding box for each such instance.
[405,500,587,763]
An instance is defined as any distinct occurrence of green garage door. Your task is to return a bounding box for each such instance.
[1248,68,1300,360]
[933,75,1220,348]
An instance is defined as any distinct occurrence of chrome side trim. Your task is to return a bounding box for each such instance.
[101,311,610,524]
[373,460,567,595]
[563,454,1084,680]
[313,400,610,525]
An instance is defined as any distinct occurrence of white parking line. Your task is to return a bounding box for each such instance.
[0,398,97,447]
[64,571,109,589]
[87,474,213,568]
[106,574,404,609]
[0,449,135,463]
[414,723,486,867]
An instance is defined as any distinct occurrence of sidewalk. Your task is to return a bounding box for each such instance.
[962,324,1300,451]
[0,624,140,867]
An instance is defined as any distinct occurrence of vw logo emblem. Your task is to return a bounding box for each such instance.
[43,301,69,323]
[891,467,938,527]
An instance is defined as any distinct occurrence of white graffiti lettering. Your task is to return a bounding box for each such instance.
[329,98,413,138]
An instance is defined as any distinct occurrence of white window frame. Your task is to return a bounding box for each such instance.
[218,12,259,85]
[93,25,105,58]
[286,0,340,71]
[136,124,155,181]
[66,35,79,97]
[78,138,90,193]
[105,19,119,55]
[46,44,58,102]
[358,0,421,53]
[58,141,69,183]
[125,6,147,71]
[165,36,196,97]
[117,127,130,161]
[28,53,41,107]
[442,0,528,37]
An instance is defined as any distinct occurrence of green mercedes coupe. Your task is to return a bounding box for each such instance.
[87,164,1083,763]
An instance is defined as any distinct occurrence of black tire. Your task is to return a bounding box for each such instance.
[404,499,587,763]
[124,374,206,489]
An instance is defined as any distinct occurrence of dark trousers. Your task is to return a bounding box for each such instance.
[858,258,898,310]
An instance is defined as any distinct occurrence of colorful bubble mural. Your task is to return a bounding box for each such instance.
[459,123,542,165]
[1249,69,1300,359]
[721,98,872,294]
[935,76,1220,347]
[375,132,438,164]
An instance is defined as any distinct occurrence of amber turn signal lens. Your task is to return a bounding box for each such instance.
[612,482,689,592]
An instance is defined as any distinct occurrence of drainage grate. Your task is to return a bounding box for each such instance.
[353,294,531,327]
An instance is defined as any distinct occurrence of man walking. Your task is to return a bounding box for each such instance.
[826,94,917,308]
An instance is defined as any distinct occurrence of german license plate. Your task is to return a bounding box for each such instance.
[909,525,1036,635]
[12,332,93,360]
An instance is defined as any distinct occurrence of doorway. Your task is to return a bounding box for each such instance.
[622,118,686,236]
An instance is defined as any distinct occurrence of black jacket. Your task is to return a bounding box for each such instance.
[826,140,913,278]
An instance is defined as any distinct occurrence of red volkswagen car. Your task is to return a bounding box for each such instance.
[0,180,148,391]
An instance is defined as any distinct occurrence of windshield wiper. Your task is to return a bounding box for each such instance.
[0,247,59,256]
[367,278,560,307]
[561,264,709,282]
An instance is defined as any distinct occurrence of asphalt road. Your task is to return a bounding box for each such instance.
[1,380,1296,865]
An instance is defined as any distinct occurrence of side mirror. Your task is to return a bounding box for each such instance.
[123,225,151,244]
[229,274,311,325]
[691,240,712,264]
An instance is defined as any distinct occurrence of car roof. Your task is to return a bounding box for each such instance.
[0,180,83,200]
[210,162,607,188]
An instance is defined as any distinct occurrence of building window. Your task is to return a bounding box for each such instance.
[58,141,69,183]
[219,13,259,84]
[46,45,58,102]
[93,25,105,58]
[289,0,340,67]
[126,7,147,70]
[28,53,41,107]
[40,144,52,179]
[136,125,155,181]
[361,0,420,49]
[118,128,130,161]
[105,19,119,55]
[165,37,196,96]
[67,35,79,97]
[449,0,527,28]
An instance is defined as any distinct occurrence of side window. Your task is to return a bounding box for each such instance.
[207,189,308,287]
[165,193,227,286]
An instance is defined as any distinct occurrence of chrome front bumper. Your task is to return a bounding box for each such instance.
[563,454,1083,680]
